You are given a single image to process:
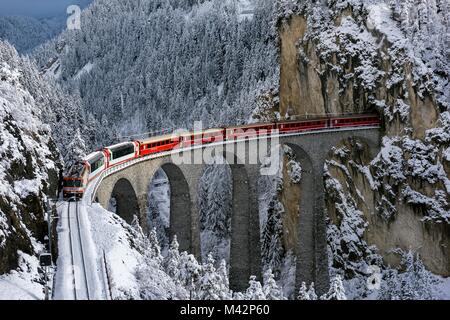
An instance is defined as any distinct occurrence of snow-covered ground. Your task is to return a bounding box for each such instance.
[0,252,46,300]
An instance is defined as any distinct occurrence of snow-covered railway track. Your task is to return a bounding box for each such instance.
[67,201,91,300]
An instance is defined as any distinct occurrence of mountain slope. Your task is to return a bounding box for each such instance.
[0,41,61,275]
[33,0,278,141]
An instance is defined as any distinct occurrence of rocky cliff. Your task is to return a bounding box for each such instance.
[0,41,61,275]
[273,0,450,288]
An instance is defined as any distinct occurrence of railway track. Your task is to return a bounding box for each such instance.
[67,201,91,300]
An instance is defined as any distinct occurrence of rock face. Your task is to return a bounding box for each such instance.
[0,41,61,274]
[275,1,450,277]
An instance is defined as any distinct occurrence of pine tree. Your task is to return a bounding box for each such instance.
[262,269,284,300]
[245,276,266,300]
[197,253,231,300]
[179,251,202,298]
[400,251,417,300]
[307,283,318,300]
[399,251,434,300]
[321,275,347,300]
[148,228,163,265]
[261,199,285,272]
[165,236,181,281]
[379,269,400,300]
[413,256,433,300]
[65,128,86,173]
[297,282,310,300]
[217,259,230,289]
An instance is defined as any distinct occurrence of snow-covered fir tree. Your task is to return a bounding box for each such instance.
[379,269,401,300]
[321,275,347,300]
[399,251,435,300]
[178,251,202,298]
[199,163,232,262]
[261,199,285,273]
[307,283,318,300]
[164,236,181,281]
[148,228,163,265]
[217,260,230,290]
[262,269,285,300]
[245,276,266,300]
[297,282,318,300]
[297,282,310,300]
[197,254,231,300]
[65,128,87,172]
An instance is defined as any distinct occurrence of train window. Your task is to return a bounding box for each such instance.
[89,156,105,172]
[64,180,82,188]
[111,144,135,160]
[90,158,104,172]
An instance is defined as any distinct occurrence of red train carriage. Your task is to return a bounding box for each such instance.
[329,114,380,128]
[226,123,274,140]
[277,118,328,133]
[139,134,180,156]
[201,129,225,144]
[178,128,225,148]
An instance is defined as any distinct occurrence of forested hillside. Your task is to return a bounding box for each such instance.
[0,16,65,53]
[34,0,278,147]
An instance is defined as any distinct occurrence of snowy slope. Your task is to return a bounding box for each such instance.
[0,41,63,299]
[0,252,47,300]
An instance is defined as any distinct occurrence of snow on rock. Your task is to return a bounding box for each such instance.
[0,41,61,286]
[444,148,450,163]
[0,252,46,300]
[73,62,94,81]
[283,145,302,184]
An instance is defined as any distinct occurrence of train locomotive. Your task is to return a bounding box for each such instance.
[62,114,380,199]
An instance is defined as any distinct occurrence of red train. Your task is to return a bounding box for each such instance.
[62,114,380,199]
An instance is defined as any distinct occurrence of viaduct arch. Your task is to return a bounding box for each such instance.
[94,128,380,294]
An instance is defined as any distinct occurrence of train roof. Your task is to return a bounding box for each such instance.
[283,113,379,122]
[230,122,273,130]
[84,151,105,162]
[104,141,136,151]
[178,128,224,137]
[140,133,178,144]
[203,128,224,134]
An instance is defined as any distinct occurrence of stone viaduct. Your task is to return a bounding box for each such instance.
[93,128,380,293]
